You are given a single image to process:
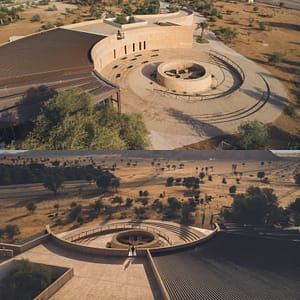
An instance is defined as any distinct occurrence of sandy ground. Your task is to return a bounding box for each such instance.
[0,152,299,241]
[0,1,83,44]
[211,1,300,146]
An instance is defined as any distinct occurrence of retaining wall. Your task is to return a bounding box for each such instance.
[0,233,50,255]
[146,249,170,300]
[34,267,74,300]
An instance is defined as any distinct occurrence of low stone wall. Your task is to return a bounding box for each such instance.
[111,230,161,249]
[146,249,170,300]
[0,249,13,258]
[156,60,212,93]
[0,233,50,255]
[47,224,217,256]
[63,19,104,30]
[34,267,74,300]
[104,17,148,29]
[47,225,130,256]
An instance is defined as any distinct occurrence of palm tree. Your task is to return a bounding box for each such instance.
[196,21,208,40]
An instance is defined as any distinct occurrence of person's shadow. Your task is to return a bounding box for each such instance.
[123,257,135,270]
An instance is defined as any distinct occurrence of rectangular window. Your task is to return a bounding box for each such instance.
[143,41,146,50]
[133,43,135,52]
[124,45,127,55]
[113,49,116,59]
[139,42,142,51]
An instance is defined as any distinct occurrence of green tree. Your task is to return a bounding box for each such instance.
[21,89,149,150]
[111,178,120,192]
[199,172,205,183]
[96,172,113,192]
[68,204,82,222]
[216,27,238,43]
[181,202,192,224]
[238,120,270,149]
[229,185,236,194]
[26,202,36,214]
[89,199,103,219]
[54,203,59,214]
[0,259,52,300]
[43,170,64,197]
[257,171,265,181]
[166,177,174,186]
[223,186,281,224]
[30,14,40,22]
[268,51,285,64]
[4,224,20,239]
[196,21,208,40]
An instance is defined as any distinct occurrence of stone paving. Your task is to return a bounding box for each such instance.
[16,241,162,300]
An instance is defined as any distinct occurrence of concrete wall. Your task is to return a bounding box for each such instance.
[0,233,50,255]
[146,249,170,300]
[47,224,217,256]
[157,60,212,93]
[47,225,131,256]
[104,17,148,29]
[34,267,74,300]
[63,19,104,30]
[91,25,193,71]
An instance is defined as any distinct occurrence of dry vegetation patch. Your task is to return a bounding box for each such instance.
[209,1,300,147]
[0,154,299,242]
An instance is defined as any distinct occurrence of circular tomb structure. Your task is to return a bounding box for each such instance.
[156,60,212,94]
[111,229,161,249]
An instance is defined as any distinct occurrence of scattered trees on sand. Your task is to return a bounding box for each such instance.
[215,27,238,43]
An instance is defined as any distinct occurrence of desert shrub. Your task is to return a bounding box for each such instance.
[268,51,285,64]
[30,14,40,22]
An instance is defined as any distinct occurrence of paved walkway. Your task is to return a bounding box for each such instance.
[16,242,161,300]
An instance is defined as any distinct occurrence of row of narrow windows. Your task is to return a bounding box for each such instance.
[113,41,146,59]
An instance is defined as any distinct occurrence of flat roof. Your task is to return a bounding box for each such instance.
[0,28,103,81]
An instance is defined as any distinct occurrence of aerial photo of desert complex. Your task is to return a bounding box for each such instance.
[0,0,299,150]
[0,150,299,299]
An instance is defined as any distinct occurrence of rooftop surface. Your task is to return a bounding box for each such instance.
[153,231,300,299]
[0,28,103,81]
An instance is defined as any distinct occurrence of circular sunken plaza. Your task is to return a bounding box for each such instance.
[0,220,300,299]
[0,9,287,149]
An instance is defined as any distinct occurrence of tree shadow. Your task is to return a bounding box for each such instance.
[267,21,300,32]
[16,86,57,123]
[167,108,226,137]
[7,214,28,222]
